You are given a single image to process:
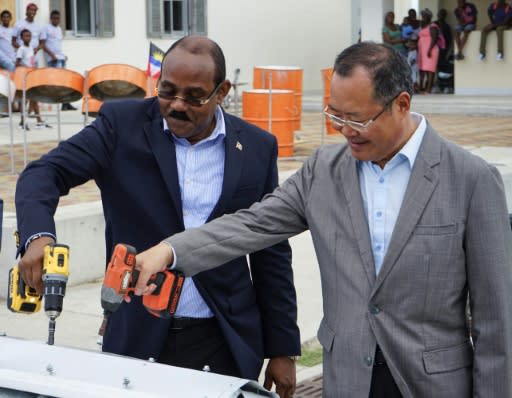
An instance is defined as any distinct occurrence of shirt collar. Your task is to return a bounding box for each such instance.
[356,112,426,170]
[163,105,226,145]
[397,112,426,169]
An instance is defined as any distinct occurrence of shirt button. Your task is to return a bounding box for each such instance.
[379,177,384,183]
[364,356,373,366]
[376,211,382,217]
[369,303,381,314]
[375,244,381,251]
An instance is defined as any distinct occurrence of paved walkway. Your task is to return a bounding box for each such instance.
[1,101,512,212]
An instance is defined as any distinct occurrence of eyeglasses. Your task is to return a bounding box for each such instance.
[156,82,222,107]
[323,93,400,133]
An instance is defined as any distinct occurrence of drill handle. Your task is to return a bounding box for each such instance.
[131,269,167,294]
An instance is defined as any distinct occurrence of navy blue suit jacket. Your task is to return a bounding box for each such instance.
[15,97,300,380]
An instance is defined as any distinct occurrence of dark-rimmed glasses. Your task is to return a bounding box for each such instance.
[156,82,222,107]
[323,93,400,133]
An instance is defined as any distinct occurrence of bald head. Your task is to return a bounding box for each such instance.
[163,36,226,86]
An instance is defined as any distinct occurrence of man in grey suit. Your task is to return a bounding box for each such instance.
[133,42,512,397]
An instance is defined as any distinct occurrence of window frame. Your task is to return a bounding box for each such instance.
[147,0,207,38]
[49,0,115,38]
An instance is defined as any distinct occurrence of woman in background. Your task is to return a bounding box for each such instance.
[382,11,406,55]
[417,8,440,93]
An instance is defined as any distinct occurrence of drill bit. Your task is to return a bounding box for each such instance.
[48,317,56,345]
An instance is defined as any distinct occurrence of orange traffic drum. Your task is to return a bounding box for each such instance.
[26,68,84,103]
[12,66,34,98]
[253,66,303,131]
[87,64,147,101]
[242,89,295,157]
[321,67,337,135]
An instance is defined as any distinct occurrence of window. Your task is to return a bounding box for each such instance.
[49,0,115,37]
[147,0,207,38]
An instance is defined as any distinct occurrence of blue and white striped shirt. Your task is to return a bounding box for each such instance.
[163,106,226,318]
[358,113,426,275]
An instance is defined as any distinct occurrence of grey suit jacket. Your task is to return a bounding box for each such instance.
[167,123,512,397]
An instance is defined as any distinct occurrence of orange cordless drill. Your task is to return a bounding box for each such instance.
[101,243,185,318]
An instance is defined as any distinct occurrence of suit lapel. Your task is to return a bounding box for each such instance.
[339,151,376,286]
[207,113,243,221]
[372,126,441,293]
[143,100,184,225]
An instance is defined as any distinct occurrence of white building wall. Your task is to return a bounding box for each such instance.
[361,0,394,42]
[20,0,353,95]
[207,0,352,94]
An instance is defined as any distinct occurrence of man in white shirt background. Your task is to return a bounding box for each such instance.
[11,3,42,62]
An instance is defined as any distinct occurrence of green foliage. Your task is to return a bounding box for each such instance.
[297,346,323,367]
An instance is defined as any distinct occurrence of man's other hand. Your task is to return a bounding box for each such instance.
[18,236,55,294]
[264,356,296,398]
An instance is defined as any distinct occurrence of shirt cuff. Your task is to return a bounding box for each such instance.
[24,232,56,251]
[161,240,177,269]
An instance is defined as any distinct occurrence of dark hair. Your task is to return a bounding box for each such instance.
[333,41,413,105]
[1,9,12,18]
[50,10,60,17]
[20,28,31,37]
[163,36,226,86]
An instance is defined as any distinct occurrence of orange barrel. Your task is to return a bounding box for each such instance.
[12,66,34,98]
[242,89,295,157]
[26,68,84,103]
[253,66,302,131]
[321,67,337,135]
[87,64,147,100]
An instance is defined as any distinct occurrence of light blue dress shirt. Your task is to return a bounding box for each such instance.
[163,106,226,318]
[358,113,426,275]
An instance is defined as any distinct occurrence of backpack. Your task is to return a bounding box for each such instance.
[430,23,446,49]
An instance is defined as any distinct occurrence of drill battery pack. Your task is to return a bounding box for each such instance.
[7,265,42,314]
[137,269,185,318]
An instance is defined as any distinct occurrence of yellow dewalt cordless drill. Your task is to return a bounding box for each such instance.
[7,243,70,345]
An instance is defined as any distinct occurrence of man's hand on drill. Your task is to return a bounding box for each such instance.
[18,236,55,294]
[128,242,174,302]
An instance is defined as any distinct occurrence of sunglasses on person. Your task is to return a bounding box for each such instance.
[156,82,222,107]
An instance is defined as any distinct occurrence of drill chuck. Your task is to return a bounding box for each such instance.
[42,275,68,316]
[100,285,124,314]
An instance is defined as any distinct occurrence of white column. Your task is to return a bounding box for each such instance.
[394,0,419,19]
[360,0,394,42]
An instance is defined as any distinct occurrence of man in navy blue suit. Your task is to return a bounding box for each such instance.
[15,36,300,398]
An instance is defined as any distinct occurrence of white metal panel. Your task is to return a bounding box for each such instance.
[0,336,276,398]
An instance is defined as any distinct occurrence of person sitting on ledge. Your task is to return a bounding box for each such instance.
[479,0,512,61]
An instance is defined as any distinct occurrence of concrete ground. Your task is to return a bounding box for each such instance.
[0,94,512,390]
